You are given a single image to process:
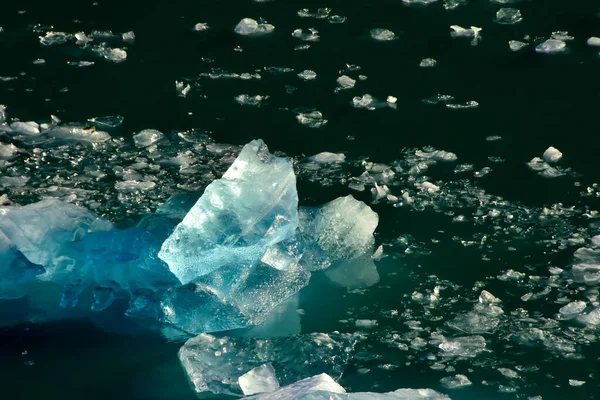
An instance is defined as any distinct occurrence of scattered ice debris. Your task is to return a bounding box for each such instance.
[495,8,523,24]
[297,70,317,81]
[298,8,330,19]
[587,37,600,47]
[527,147,566,178]
[535,39,566,54]
[402,0,440,6]
[10,121,40,136]
[193,23,210,32]
[370,28,397,41]
[39,31,69,46]
[239,364,280,396]
[446,101,479,110]
[352,94,394,110]
[68,61,95,67]
[296,111,328,128]
[292,28,320,42]
[509,40,528,51]
[48,124,111,142]
[175,80,191,97]
[551,31,574,41]
[199,69,262,80]
[234,94,269,107]
[328,15,347,24]
[419,58,437,67]
[438,335,486,358]
[179,333,357,396]
[336,75,356,92]
[355,319,378,329]
[450,25,482,45]
[133,129,164,148]
[440,374,472,389]
[443,0,467,10]
[422,94,455,105]
[558,301,586,320]
[234,18,275,36]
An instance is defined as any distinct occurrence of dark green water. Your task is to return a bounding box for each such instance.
[1,0,600,399]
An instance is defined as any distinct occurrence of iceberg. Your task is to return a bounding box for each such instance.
[243,373,451,399]
[159,139,299,284]
[179,332,358,396]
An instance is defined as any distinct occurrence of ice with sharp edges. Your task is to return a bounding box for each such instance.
[298,195,378,270]
[244,373,451,399]
[336,75,356,92]
[440,375,471,389]
[158,139,298,284]
[239,364,280,395]
[235,18,275,36]
[495,8,522,24]
[0,231,44,299]
[370,29,397,41]
[133,129,164,147]
[178,332,358,396]
[542,146,562,163]
[296,111,328,128]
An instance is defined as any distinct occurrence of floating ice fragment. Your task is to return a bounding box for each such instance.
[133,129,164,147]
[569,380,585,387]
[239,364,280,395]
[0,143,18,160]
[355,319,378,329]
[370,28,397,41]
[32,58,46,65]
[235,18,275,36]
[419,182,440,194]
[551,31,574,41]
[68,61,95,67]
[159,139,298,284]
[423,94,455,105]
[115,180,156,192]
[292,28,320,42]
[336,75,356,91]
[440,374,472,389]
[324,254,380,288]
[193,23,210,32]
[179,333,357,396]
[542,146,562,163]
[419,58,437,67]
[328,15,347,24]
[403,0,440,5]
[297,70,317,80]
[438,336,486,358]
[10,121,40,136]
[245,374,344,399]
[509,40,528,51]
[103,47,127,62]
[235,94,269,107]
[535,39,566,54]
[444,0,467,10]
[48,125,110,142]
[296,111,328,128]
[352,94,391,110]
[558,301,586,319]
[495,8,523,24]
[175,81,191,97]
[450,25,482,39]
[587,37,600,47]
[87,115,124,129]
[309,152,346,163]
[39,31,69,46]
[297,8,331,19]
[446,101,479,109]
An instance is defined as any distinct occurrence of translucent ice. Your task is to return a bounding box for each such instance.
[298,195,378,270]
[419,58,437,67]
[297,70,317,80]
[0,231,44,299]
[336,75,356,91]
[48,125,111,142]
[235,18,275,36]
[542,146,562,163]
[296,111,328,128]
[244,373,451,399]
[440,374,471,389]
[292,28,320,42]
[239,364,280,395]
[159,139,298,284]
[160,261,310,334]
[179,332,357,396]
[509,40,528,51]
[535,39,566,54]
[133,129,164,147]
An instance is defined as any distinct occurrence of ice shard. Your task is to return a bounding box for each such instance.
[159,139,298,284]
[178,332,358,396]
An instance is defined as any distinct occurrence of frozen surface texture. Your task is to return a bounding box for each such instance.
[179,332,358,396]
[159,139,299,284]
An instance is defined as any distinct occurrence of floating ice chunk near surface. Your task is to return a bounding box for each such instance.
[370,28,397,41]
[292,28,320,42]
[296,111,328,128]
[494,8,522,25]
[542,146,562,164]
[309,152,346,163]
[509,40,528,51]
[159,139,298,284]
[133,129,164,147]
[48,124,111,142]
[239,364,280,396]
[244,373,451,399]
[193,23,210,32]
[235,18,275,36]
[179,332,357,396]
[419,58,437,67]
[336,75,356,92]
[297,70,317,80]
[587,37,600,47]
[535,39,566,54]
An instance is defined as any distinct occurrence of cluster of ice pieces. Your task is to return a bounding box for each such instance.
[0,139,379,337]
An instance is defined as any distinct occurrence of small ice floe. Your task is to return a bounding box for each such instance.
[175,81,191,98]
[402,0,439,5]
[355,319,378,329]
[509,40,528,51]
[419,58,437,67]
[193,23,210,32]
[446,100,479,109]
[535,39,566,54]
[297,70,317,80]
[39,31,70,46]
[352,94,395,110]
[450,25,482,45]
[527,146,565,178]
[542,146,562,163]
[309,152,346,163]
[335,75,356,92]
[296,111,327,128]
[440,374,472,389]
[297,8,330,19]
[234,18,275,36]
[238,364,279,396]
[291,28,320,41]
[234,94,268,107]
[370,28,397,41]
[133,129,164,148]
[587,37,600,47]
[495,8,523,25]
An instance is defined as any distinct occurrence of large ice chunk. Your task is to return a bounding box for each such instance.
[299,195,378,270]
[0,231,44,299]
[243,373,451,399]
[179,332,358,396]
[158,139,298,284]
[160,261,310,334]
[0,199,113,284]
[239,364,280,395]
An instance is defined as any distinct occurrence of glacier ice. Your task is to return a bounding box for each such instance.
[235,18,275,36]
[239,364,280,395]
[179,332,358,396]
[243,373,451,399]
[158,139,299,284]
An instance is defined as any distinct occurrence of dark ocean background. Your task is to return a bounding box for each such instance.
[1,0,600,399]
